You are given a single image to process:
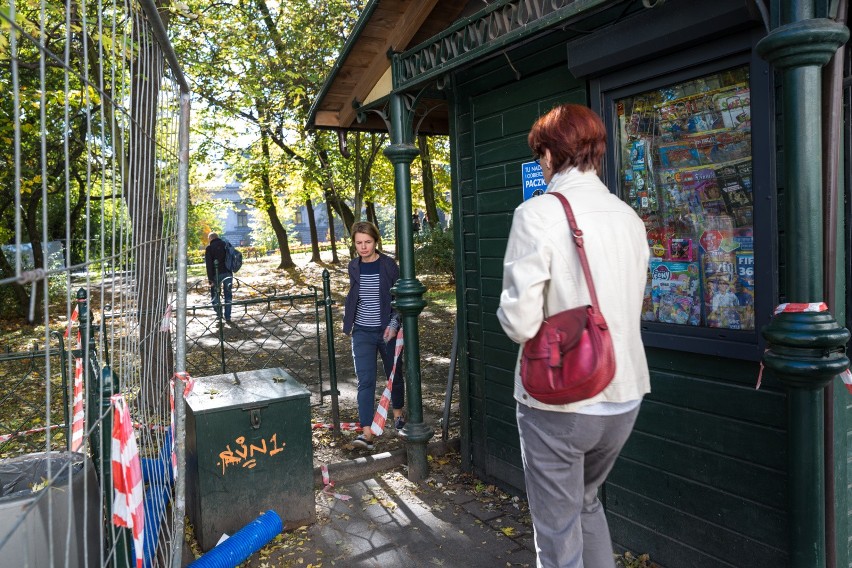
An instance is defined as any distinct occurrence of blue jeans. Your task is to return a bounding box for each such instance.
[351,325,404,428]
[211,275,233,320]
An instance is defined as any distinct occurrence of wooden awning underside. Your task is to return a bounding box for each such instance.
[308,0,480,134]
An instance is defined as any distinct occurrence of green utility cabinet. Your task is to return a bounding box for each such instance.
[185,367,315,550]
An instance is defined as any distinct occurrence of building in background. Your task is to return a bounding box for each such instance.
[211,180,253,246]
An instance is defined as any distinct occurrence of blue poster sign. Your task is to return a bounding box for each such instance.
[522,161,546,201]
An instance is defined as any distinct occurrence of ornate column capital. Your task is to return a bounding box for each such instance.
[757,18,849,69]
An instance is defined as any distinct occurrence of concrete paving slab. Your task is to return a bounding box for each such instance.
[235,465,534,567]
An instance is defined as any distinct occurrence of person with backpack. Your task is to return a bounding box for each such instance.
[205,232,236,322]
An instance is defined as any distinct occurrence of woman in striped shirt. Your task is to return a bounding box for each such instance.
[343,221,405,450]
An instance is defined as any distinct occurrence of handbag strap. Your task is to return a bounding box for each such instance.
[550,192,602,311]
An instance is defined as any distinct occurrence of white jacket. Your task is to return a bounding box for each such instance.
[497,168,651,412]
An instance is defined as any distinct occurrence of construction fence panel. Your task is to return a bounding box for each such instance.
[0,1,190,566]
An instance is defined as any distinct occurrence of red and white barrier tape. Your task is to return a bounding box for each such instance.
[370,329,404,436]
[320,464,351,501]
[63,304,80,342]
[312,422,361,431]
[0,423,64,444]
[170,372,195,480]
[757,303,852,391]
[111,394,145,568]
[71,358,85,451]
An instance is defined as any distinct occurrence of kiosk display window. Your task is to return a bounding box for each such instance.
[614,65,754,331]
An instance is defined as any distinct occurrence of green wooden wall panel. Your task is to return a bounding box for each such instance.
[477,214,513,239]
[474,115,505,143]
[472,66,579,119]
[462,215,477,234]
[483,365,515,390]
[502,101,547,137]
[650,372,786,429]
[608,459,786,547]
[484,455,526,493]
[538,89,587,112]
[483,394,516,423]
[478,237,508,258]
[479,256,504,277]
[466,307,481,325]
[463,284,480,305]
[480,276,503,299]
[610,513,740,568]
[606,486,787,566]
[467,355,483,379]
[485,412,520,443]
[646,348,765,387]
[485,437,522,471]
[473,134,531,167]
[459,154,475,181]
[635,399,786,470]
[475,164,507,190]
[482,343,517,370]
[455,39,570,91]
[619,430,786,508]
[476,191,525,214]
[484,379,513,405]
[482,296,502,322]
[483,313,509,337]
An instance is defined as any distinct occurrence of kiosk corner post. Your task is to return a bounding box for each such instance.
[757,2,851,565]
[384,91,434,481]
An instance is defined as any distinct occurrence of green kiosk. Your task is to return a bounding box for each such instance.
[308,0,851,565]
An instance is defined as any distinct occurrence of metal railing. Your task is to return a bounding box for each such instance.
[184,270,339,407]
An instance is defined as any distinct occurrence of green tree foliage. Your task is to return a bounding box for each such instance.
[170,0,368,267]
[0,2,131,317]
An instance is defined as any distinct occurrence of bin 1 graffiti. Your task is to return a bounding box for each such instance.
[217,433,286,475]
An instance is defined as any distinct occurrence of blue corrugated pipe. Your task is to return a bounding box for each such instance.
[141,430,173,486]
[187,510,283,568]
[139,485,170,568]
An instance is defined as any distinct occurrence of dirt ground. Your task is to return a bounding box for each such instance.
[192,246,461,467]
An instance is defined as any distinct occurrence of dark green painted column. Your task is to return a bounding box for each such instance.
[756,3,850,566]
[383,92,434,481]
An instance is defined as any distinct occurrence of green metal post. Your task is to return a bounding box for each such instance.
[384,92,434,481]
[322,269,341,437]
[756,3,850,566]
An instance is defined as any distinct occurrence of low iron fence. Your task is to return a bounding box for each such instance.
[183,271,340,406]
[0,333,68,458]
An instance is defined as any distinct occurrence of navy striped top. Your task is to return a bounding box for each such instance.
[354,259,382,327]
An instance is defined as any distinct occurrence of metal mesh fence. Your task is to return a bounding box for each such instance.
[184,277,328,400]
[0,1,189,566]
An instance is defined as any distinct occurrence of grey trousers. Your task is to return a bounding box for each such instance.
[516,403,640,568]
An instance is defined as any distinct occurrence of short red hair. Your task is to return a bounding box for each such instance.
[527,104,606,173]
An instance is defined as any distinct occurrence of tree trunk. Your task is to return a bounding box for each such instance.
[126,21,172,419]
[418,134,439,228]
[325,187,355,237]
[20,194,45,320]
[326,199,339,264]
[306,197,321,263]
[366,201,377,226]
[259,129,294,269]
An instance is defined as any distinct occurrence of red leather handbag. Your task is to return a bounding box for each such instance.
[520,192,616,405]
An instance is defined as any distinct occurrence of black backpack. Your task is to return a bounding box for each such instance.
[223,240,243,272]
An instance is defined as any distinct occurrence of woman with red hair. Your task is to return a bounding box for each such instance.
[498,104,651,567]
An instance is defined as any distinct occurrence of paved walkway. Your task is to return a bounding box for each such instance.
[233,442,538,567]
